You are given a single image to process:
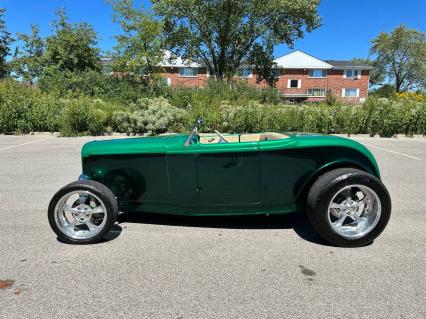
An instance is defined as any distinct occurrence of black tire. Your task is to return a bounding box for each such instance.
[48,180,118,244]
[306,168,391,247]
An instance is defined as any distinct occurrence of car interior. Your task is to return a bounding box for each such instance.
[184,117,290,146]
[199,132,290,144]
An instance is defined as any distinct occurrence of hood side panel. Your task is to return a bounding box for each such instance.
[81,135,188,157]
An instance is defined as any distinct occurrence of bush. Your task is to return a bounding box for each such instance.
[167,79,283,109]
[2,78,426,137]
[325,90,338,106]
[0,80,62,134]
[210,97,426,137]
[59,98,111,136]
[370,85,396,98]
[363,97,426,137]
[112,97,187,135]
[0,81,33,134]
[39,70,166,104]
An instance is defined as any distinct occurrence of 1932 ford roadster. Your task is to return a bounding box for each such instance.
[48,118,391,247]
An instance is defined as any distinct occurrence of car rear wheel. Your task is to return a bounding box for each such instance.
[48,180,118,244]
[306,168,391,247]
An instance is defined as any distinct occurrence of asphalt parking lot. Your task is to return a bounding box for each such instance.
[0,134,425,319]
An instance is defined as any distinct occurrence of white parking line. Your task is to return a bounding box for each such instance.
[0,137,52,152]
[364,143,422,160]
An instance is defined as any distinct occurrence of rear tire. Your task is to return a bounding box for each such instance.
[48,180,118,244]
[306,168,391,247]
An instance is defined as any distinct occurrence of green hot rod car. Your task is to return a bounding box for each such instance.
[48,118,391,247]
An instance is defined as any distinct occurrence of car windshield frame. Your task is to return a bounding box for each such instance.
[184,117,203,146]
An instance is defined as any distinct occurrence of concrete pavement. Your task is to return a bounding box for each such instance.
[0,134,425,319]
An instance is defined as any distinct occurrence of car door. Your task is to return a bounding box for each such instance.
[196,141,260,206]
[167,139,199,206]
[259,136,308,207]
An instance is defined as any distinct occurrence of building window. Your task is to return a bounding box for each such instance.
[344,69,360,78]
[307,88,326,97]
[238,68,252,78]
[308,69,327,78]
[343,88,359,97]
[179,67,198,77]
[288,79,301,88]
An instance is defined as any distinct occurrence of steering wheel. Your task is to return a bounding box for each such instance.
[214,130,229,143]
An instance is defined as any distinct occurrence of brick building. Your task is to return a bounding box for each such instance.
[102,50,372,103]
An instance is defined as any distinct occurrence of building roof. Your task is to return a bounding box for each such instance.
[159,50,199,68]
[326,60,373,70]
[274,50,333,69]
[100,52,200,68]
[101,57,116,65]
[101,50,373,70]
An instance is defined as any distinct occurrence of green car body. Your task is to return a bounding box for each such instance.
[80,133,380,216]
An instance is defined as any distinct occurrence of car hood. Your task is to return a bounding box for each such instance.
[81,134,188,158]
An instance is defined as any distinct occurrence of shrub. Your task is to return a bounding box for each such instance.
[111,111,143,135]
[220,100,276,132]
[365,98,405,137]
[0,81,33,134]
[111,97,187,135]
[167,79,283,109]
[39,70,166,104]
[324,90,334,106]
[60,100,90,136]
[210,98,426,137]
[370,85,396,98]
[2,78,426,137]
[141,97,187,134]
[0,80,62,134]
[59,97,128,136]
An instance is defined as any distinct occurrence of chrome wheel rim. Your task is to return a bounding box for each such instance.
[54,190,107,240]
[327,184,381,239]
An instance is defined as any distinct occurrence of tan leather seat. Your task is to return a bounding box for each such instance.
[259,132,289,141]
[239,134,261,142]
[199,132,289,144]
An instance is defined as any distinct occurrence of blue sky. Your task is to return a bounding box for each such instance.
[2,0,426,60]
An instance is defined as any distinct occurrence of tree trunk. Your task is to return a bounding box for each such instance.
[395,74,402,92]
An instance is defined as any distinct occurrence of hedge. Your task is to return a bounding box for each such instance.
[1,80,425,137]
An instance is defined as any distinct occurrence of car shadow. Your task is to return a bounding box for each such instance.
[117,211,330,246]
[56,224,123,245]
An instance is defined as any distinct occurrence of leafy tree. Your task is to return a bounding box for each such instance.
[0,8,13,78]
[370,25,426,92]
[12,25,45,84]
[351,58,385,86]
[44,9,101,74]
[109,0,165,76]
[369,84,396,98]
[249,43,278,87]
[153,0,320,83]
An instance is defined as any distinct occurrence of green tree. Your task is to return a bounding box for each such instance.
[0,8,13,78]
[370,25,426,92]
[44,9,101,73]
[12,25,45,84]
[351,58,385,86]
[153,0,320,82]
[109,0,165,76]
[370,84,396,98]
[249,43,278,87]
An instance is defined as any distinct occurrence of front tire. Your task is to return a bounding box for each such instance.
[48,180,118,244]
[306,168,391,247]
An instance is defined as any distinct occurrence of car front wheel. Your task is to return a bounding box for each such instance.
[48,180,118,244]
[306,168,391,247]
